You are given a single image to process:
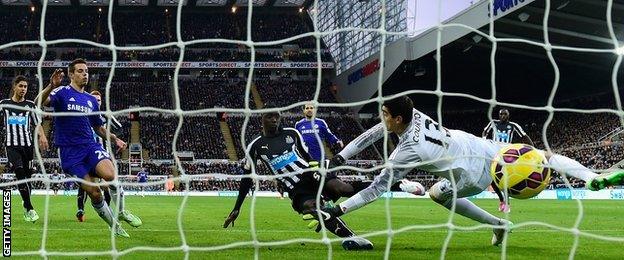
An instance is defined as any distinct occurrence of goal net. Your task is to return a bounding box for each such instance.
[1,0,624,258]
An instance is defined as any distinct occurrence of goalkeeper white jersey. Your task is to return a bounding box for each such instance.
[336,109,505,213]
[339,109,501,177]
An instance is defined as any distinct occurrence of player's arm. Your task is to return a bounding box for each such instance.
[512,122,534,146]
[291,129,313,162]
[482,121,493,138]
[223,150,256,228]
[325,144,419,216]
[36,124,49,151]
[30,105,49,151]
[35,69,64,107]
[329,122,385,167]
[94,125,127,152]
[319,119,343,148]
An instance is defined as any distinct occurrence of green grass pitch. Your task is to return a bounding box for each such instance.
[7,195,624,259]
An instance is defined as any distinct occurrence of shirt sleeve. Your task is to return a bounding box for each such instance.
[511,122,527,136]
[49,87,62,107]
[338,143,421,214]
[482,121,493,137]
[28,102,41,125]
[291,129,312,162]
[319,119,340,144]
[338,122,385,160]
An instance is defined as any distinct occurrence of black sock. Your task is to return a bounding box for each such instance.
[103,188,111,206]
[77,187,86,211]
[352,181,372,193]
[491,182,508,204]
[15,168,34,211]
[323,216,356,238]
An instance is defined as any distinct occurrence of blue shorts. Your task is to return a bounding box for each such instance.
[59,143,111,179]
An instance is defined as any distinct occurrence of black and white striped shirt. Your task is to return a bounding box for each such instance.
[483,120,527,143]
[244,128,312,190]
[93,115,122,145]
[0,99,40,147]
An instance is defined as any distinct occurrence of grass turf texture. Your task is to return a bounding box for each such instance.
[8,195,624,259]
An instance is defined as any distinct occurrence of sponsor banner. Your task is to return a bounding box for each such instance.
[22,189,624,199]
[0,60,334,69]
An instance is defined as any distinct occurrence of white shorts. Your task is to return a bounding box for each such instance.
[430,132,503,200]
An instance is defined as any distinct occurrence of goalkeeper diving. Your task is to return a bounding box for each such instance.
[322,95,624,246]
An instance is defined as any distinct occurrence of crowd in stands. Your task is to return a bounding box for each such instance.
[0,10,317,47]
[140,115,228,159]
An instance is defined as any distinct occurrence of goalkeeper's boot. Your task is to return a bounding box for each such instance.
[492,219,513,246]
[24,209,39,223]
[113,224,130,238]
[588,170,624,191]
[119,210,142,228]
[76,209,85,222]
[342,237,373,251]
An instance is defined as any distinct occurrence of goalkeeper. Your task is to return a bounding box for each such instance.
[322,95,624,246]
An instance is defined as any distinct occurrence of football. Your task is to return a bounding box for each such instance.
[490,144,552,199]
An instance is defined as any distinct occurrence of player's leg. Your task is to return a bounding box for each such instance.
[299,198,373,250]
[102,185,112,205]
[81,174,129,238]
[9,147,38,222]
[429,175,512,246]
[544,151,624,190]
[76,186,87,222]
[491,182,510,213]
[94,158,142,227]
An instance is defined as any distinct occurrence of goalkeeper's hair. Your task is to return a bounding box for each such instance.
[68,58,87,74]
[91,90,102,96]
[383,95,414,125]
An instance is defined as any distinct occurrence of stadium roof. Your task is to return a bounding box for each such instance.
[1,0,310,7]
[363,0,624,112]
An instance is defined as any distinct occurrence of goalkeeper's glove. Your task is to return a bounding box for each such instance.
[328,155,345,168]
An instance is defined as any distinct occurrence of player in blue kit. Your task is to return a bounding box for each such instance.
[295,102,344,162]
[136,168,148,197]
[37,59,141,237]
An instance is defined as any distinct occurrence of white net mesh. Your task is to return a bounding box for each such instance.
[1,0,624,258]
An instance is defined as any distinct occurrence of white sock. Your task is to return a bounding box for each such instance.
[92,200,114,228]
[108,185,125,213]
[443,198,501,225]
[548,154,597,182]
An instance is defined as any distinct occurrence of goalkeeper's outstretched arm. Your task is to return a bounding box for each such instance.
[336,122,385,161]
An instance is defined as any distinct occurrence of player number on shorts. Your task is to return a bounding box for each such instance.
[95,150,110,159]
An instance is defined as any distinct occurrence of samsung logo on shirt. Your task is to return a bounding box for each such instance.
[300,129,320,134]
[67,104,93,113]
